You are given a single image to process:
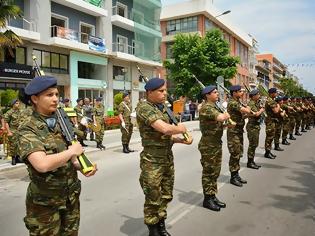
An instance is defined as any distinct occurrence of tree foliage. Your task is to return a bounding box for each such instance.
[279,77,312,97]
[0,88,18,107]
[164,29,240,98]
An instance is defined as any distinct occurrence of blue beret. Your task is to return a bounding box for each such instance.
[282,96,288,101]
[63,98,70,103]
[275,96,283,102]
[122,92,129,98]
[11,99,18,106]
[201,85,216,95]
[95,97,102,102]
[76,98,83,103]
[24,76,57,95]
[249,89,259,97]
[144,77,165,91]
[229,85,242,92]
[268,88,277,94]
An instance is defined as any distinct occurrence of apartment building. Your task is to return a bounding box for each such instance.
[160,0,252,87]
[1,0,162,109]
[256,54,287,90]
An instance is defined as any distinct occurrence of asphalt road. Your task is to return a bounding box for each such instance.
[0,123,314,236]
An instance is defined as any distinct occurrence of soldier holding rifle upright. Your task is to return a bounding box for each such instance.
[18,76,97,235]
[136,77,193,236]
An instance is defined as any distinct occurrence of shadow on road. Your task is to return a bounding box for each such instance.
[174,188,203,207]
[120,214,147,236]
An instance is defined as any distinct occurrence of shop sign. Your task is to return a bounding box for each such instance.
[88,36,106,52]
[0,62,33,79]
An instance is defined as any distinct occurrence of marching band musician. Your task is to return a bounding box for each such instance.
[74,98,88,147]
[93,97,106,150]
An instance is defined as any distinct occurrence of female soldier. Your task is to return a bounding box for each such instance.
[18,76,97,235]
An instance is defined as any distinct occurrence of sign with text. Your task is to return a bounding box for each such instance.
[0,62,34,79]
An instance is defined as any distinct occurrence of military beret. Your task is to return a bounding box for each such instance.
[249,89,259,97]
[76,98,83,103]
[275,96,283,102]
[24,76,57,96]
[282,96,288,101]
[63,98,70,103]
[268,87,277,94]
[201,85,216,95]
[122,92,129,98]
[229,85,242,92]
[11,99,18,106]
[144,77,165,91]
[95,97,102,102]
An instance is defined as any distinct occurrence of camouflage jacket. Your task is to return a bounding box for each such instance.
[265,97,278,120]
[4,108,22,130]
[198,101,223,147]
[118,101,132,124]
[247,100,261,126]
[18,110,80,207]
[93,104,105,123]
[227,98,245,129]
[136,101,173,162]
[74,105,84,122]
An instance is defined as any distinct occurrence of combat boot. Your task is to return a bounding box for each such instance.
[274,144,284,151]
[213,195,226,208]
[289,134,296,140]
[97,142,105,150]
[281,139,290,145]
[253,161,261,168]
[247,160,259,169]
[126,144,134,152]
[295,131,302,136]
[230,172,242,187]
[158,219,171,236]
[264,150,275,159]
[147,223,160,236]
[203,195,220,211]
[11,156,16,165]
[122,144,130,153]
[236,172,247,184]
[80,140,88,147]
[301,128,307,132]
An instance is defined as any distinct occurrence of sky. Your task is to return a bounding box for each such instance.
[161,0,315,93]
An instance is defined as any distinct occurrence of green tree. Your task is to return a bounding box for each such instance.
[279,77,312,97]
[164,29,240,98]
[113,93,123,116]
[0,0,23,56]
[0,88,18,107]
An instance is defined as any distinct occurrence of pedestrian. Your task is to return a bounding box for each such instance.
[227,85,251,187]
[246,89,264,169]
[93,97,106,150]
[118,92,134,153]
[17,76,97,235]
[136,77,193,236]
[264,88,281,159]
[198,85,231,211]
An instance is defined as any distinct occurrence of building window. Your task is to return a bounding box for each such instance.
[117,35,128,53]
[116,2,128,18]
[33,49,68,74]
[166,43,174,59]
[205,18,215,31]
[80,22,95,44]
[166,16,198,35]
[0,47,26,64]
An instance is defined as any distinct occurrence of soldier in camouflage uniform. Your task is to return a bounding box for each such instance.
[118,92,134,154]
[288,97,297,140]
[93,97,106,150]
[246,89,265,169]
[74,98,88,147]
[18,76,97,236]
[264,88,281,159]
[281,96,295,145]
[273,96,285,151]
[294,97,303,136]
[199,85,230,212]
[227,85,251,187]
[136,78,192,236]
[4,99,23,165]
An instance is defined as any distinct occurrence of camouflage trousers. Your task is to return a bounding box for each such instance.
[121,123,133,145]
[282,118,290,139]
[76,124,87,142]
[288,116,296,134]
[95,123,105,143]
[246,124,260,160]
[274,121,283,145]
[301,114,307,130]
[295,115,302,132]
[139,152,174,225]
[265,120,276,151]
[199,143,222,195]
[24,196,80,235]
[227,128,243,172]
[7,131,18,157]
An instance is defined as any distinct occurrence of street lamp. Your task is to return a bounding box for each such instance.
[215,10,231,18]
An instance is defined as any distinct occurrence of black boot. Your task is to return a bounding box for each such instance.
[236,172,247,184]
[264,150,275,159]
[203,195,221,211]
[301,129,307,132]
[230,172,243,187]
[126,144,134,152]
[295,131,302,136]
[274,144,284,151]
[123,144,130,154]
[253,161,261,168]
[281,139,290,145]
[270,152,277,158]
[97,142,105,150]
[289,134,296,140]
[80,141,88,147]
[11,156,16,165]
[147,223,161,236]
[158,219,171,236]
[247,160,259,169]
[213,195,226,208]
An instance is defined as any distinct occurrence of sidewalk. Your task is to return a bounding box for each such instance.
[0,120,199,172]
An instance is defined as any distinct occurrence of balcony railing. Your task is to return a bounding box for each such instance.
[8,17,37,32]
[112,6,160,31]
[256,61,271,71]
[112,42,135,55]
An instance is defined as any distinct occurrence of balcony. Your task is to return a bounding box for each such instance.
[111,6,161,38]
[6,18,40,41]
[255,61,271,74]
[50,25,106,54]
[52,0,107,17]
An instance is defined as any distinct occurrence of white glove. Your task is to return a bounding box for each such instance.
[94,123,97,127]
[75,124,79,128]
[121,122,126,129]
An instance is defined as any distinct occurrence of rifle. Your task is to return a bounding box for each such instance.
[191,74,236,126]
[136,65,189,141]
[32,55,94,174]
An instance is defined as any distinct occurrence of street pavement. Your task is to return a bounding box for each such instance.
[0,121,314,236]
